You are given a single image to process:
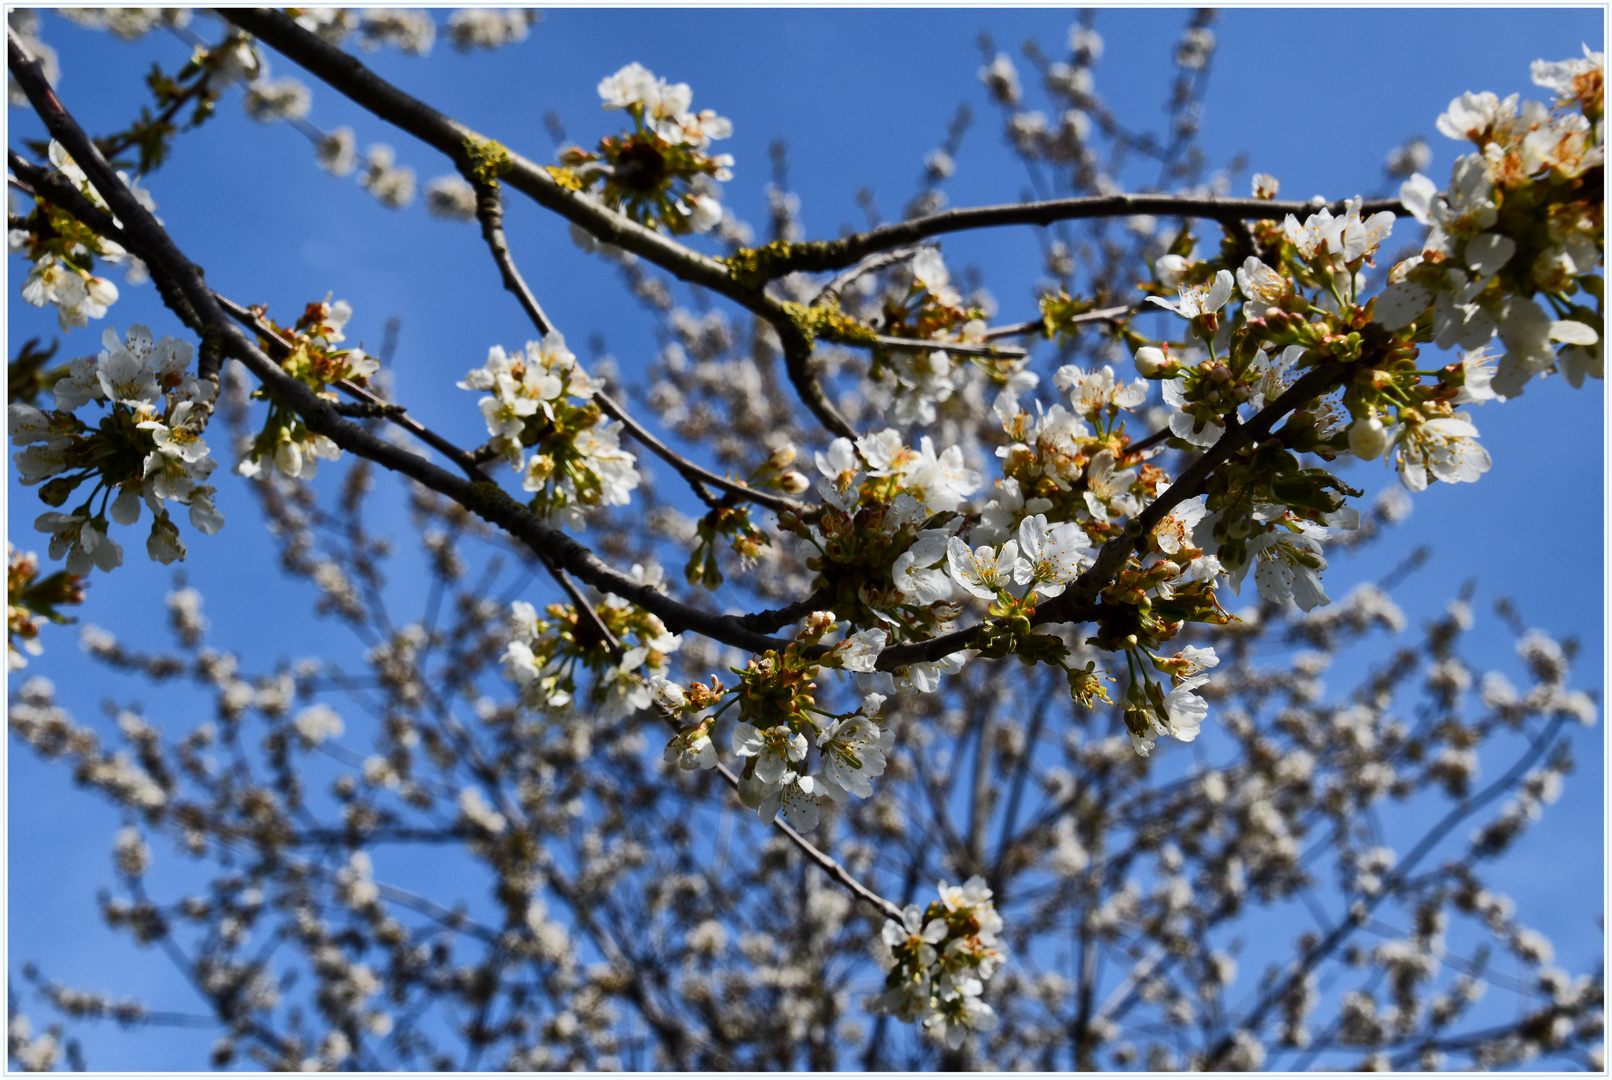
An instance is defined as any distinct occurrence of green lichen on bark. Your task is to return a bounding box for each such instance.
[722,239,854,290]
[778,299,878,347]
[462,136,513,187]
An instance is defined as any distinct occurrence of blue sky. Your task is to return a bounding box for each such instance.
[7,7,1605,1068]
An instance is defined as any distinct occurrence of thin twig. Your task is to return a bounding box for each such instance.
[980,303,1135,340]
[870,334,1028,361]
[808,244,930,306]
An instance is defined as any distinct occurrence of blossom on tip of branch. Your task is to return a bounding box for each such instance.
[875,876,1004,1048]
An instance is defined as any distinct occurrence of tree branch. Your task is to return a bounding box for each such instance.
[737,194,1405,279]
[981,303,1135,341]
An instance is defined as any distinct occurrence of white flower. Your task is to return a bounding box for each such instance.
[316,127,358,176]
[910,248,950,292]
[1055,364,1147,417]
[70,278,120,329]
[1013,514,1089,598]
[901,437,981,514]
[51,355,105,412]
[1082,449,1139,521]
[36,511,123,573]
[894,652,967,695]
[649,676,686,713]
[1236,255,1290,319]
[1393,414,1491,492]
[358,143,415,208]
[1147,269,1234,318]
[1160,673,1210,741]
[689,193,723,232]
[946,536,1023,600]
[1450,346,1499,406]
[663,724,717,771]
[145,512,184,565]
[243,74,312,123]
[1244,344,1304,412]
[424,175,477,221]
[998,403,1089,491]
[1173,645,1220,677]
[757,770,822,829]
[832,628,888,673]
[938,874,995,914]
[892,529,955,604]
[1532,46,1605,106]
[1284,198,1393,268]
[883,904,948,964]
[1162,377,1223,448]
[188,486,224,535]
[95,349,156,408]
[1436,90,1513,143]
[1232,521,1329,611]
[814,437,864,513]
[598,62,657,109]
[816,715,894,799]
[1154,254,1193,289]
[732,722,807,785]
[1153,493,1207,554]
[979,53,1021,105]
[458,788,507,834]
[854,429,907,476]
[972,477,1054,547]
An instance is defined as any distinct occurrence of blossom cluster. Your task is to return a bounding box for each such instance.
[502,563,682,723]
[238,296,376,481]
[12,324,223,574]
[11,141,152,330]
[557,62,733,235]
[648,612,894,830]
[457,331,639,529]
[874,877,1005,1049]
[868,249,1027,426]
[6,544,85,670]
[1379,49,1603,398]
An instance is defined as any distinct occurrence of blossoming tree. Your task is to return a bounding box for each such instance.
[6,8,1604,1070]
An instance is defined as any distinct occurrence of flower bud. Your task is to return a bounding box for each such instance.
[1155,254,1191,289]
[777,470,810,495]
[1134,346,1170,377]
[1348,415,1390,460]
